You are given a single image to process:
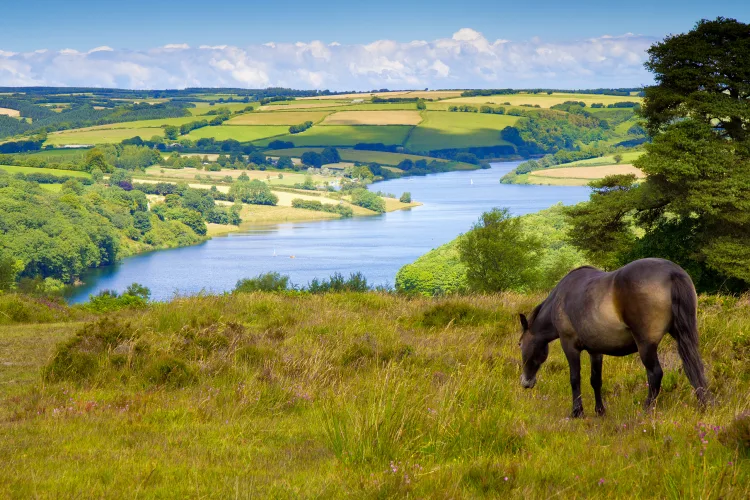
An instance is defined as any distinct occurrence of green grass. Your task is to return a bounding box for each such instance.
[0,292,747,497]
[256,125,413,147]
[406,112,518,151]
[0,164,91,178]
[562,151,644,168]
[185,125,289,142]
[15,149,89,159]
[83,117,206,130]
[189,102,255,116]
[45,128,165,146]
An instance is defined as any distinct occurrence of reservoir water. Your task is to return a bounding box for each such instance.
[67,162,591,302]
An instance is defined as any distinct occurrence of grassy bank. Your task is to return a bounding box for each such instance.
[0,291,747,497]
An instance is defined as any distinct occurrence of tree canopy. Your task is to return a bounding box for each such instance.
[566,18,750,292]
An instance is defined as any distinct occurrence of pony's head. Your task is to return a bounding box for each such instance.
[518,312,548,389]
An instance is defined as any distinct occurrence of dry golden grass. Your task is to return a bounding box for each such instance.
[0,107,21,117]
[238,204,340,224]
[402,91,463,99]
[226,111,331,125]
[299,91,413,100]
[322,110,423,126]
[530,164,645,179]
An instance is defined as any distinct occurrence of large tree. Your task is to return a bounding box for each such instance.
[566,18,750,292]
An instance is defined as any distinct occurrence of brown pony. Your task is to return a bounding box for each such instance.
[519,258,709,417]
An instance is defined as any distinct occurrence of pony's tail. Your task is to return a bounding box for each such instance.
[670,272,709,405]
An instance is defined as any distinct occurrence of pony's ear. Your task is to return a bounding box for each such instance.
[519,313,529,331]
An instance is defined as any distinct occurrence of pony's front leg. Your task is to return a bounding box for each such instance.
[562,344,584,417]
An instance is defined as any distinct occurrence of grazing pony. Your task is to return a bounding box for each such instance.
[519,258,709,417]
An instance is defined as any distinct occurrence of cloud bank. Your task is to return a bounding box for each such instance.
[0,29,655,90]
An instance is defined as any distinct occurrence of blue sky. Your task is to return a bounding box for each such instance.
[0,1,747,89]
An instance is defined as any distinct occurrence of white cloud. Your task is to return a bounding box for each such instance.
[0,30,655,90]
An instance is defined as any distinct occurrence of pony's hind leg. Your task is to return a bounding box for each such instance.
[589,353,605,416]
[637,342,663,410]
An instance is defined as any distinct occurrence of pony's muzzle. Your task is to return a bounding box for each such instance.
[520,374,536,389]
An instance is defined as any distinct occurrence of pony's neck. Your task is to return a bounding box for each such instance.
[532,299,559,343]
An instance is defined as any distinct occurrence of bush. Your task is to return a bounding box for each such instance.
[350,189,385,213]
[307,272,370,293]
[229,180,278,206]
[234,272,290,293]
[399,192,412,203]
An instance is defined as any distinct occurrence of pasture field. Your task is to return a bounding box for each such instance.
[260,101,352,111]
[225,111,330,126]
[67,116,205,132]
[0,107,21,117]
[321,110,423,126]
[0,165,91,178]
[45,128,164,146]
[264,147,452,166]
[256,125,413,147]
[406,111,518,151]
[185,125,289,142]
[188,102,254,115]
[140,166,337,187]
[530,164,645,181]
[441,92,642,109]
[236,204,341,224]
[0,292,747,497]
[20,149,89,159]
[563,151,644,167]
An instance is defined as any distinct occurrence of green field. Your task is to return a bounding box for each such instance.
[188,102,254,115]
[225,111,330,126]
[405,112,518,151]
[0,164,92,178]
[562,151,644,167]
[82,116,206,130]
[185,125,289,142]
[46,128,165,146]
[0,292,747,497]
[256,125,413,147]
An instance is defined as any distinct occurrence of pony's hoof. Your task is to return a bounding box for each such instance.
[595,405,606,417]
[571,407,584,418]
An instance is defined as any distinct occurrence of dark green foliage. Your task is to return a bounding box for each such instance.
[268,140,295,149]
[350,189,385,213]
[458,208,543,292]
[566,19,750,292]
[289,121,313,134]
[399,192,411,203]
[291,198,353,218]
[229,180,278,206]
[235,272,291,293]
[301,151,323,168]
[276,156,294,169]
[307,272,369,293]
[145,356,196,388]
[321,147,341,164]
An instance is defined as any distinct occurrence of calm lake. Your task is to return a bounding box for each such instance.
[67,162,591,302]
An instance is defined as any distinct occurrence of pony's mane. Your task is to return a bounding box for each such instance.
[528,300,545,326]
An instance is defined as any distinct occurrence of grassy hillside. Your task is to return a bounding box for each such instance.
[0,291,747,497]
[405,112,518,151]
[256,125,414,147]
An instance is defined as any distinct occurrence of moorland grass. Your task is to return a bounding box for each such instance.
[405,112,518,151]
[0,292,747,497]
